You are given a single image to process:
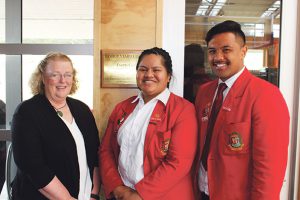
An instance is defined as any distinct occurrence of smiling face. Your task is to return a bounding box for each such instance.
[42,59,74,103]
[136,54,170,103]
[207,32,247,81]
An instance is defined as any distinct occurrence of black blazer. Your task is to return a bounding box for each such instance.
[11,94,99,200]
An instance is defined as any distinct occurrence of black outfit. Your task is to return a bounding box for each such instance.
[201,192,210,200]
[11,94,99,200]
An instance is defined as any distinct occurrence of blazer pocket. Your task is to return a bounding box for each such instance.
[155,130,171,158]
[222,122,250,155]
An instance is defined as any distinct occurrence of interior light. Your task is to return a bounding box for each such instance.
[196,0,227,16]
[260,0,280,18]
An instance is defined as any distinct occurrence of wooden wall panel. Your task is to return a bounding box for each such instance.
[93,0,162,137]
[101,0,156,49]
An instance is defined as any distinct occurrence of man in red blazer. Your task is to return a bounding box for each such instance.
[194,20,289,200]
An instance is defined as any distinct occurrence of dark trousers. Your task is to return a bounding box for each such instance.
[201,192,210,200]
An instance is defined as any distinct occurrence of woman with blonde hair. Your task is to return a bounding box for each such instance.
[11,52,100,200]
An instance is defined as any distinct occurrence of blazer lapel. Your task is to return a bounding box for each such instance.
[200,81,218,150]
[221,68,252,113]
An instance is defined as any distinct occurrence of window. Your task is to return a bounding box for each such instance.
[0,0,4,43]
[23,0,93,44]
[21,0,94,108]
[0,0,94,109]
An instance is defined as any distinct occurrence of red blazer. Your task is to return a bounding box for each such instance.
[194,69,289,200]
[99,93,198,200]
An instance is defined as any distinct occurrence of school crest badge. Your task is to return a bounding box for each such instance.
[160,138,170,156]
[228,132,244,151]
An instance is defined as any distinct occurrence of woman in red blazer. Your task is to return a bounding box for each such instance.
[99,47,198,200]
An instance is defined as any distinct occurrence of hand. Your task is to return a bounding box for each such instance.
[113,186,142,200]
[123,191,142,200]
[113,185,132,200]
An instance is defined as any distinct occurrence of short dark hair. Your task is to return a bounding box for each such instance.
[184,43,205,77]
[205,20,246,46]
[136,47,173,76]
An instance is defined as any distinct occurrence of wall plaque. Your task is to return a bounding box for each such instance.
[101,50,141,88]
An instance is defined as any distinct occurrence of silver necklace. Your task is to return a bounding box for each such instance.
[53,102,67,117]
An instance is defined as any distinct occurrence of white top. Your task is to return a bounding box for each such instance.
[199,67,245,195]
[117,88,170,189]
[60,117,92,200]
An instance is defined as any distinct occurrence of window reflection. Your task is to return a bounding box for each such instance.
[185,0,281,101]
[0,55,6,128]
[0,54,5,192]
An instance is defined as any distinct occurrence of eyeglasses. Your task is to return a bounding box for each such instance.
[46,73,74,81]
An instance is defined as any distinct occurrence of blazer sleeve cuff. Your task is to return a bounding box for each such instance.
[103,179,123,199]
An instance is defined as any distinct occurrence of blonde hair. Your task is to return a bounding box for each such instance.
[29,52,79,95]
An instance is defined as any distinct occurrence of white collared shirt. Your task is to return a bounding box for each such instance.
[60,118,92,200]
[198,66,245,195]
[117,88,170,189]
